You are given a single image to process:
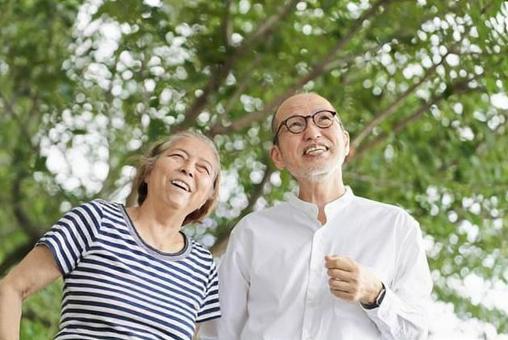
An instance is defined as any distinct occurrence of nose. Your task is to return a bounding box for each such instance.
[179,161,194,178]
[302,118,322,140]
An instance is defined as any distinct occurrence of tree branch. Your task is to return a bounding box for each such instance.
[223,54,263,115]
[352,77,477,160]
[210,158,275,256]
[221,0,233,49]
[211,0,391,135]
[351,56,445,150]
[178,0,300,130]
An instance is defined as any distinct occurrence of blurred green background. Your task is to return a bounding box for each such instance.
[0,0,507,338]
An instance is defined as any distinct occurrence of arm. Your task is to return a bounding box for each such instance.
[325,217,432,340]
[0,246,61,340]
[199,227,250,340]
[364,222,432,340]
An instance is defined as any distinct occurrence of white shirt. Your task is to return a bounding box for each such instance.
[201,187,432,340]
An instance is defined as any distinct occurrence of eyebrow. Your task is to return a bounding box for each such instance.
[171,148,215,169]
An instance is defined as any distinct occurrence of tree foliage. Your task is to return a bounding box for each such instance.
[1,0,507,337]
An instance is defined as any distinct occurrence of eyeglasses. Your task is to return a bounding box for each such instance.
[273,110,337,144]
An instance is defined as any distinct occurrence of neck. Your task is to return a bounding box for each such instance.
[127,199,187,253]
[297,173,346,224]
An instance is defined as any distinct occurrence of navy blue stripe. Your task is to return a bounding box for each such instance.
[64,281,195,320]
[197,306,220,317]
[196,312,221,323]
[63,295,194,331]
[76,201,103,239]
[61,307,191,339]
[81,254,205,297]
[55,331,103,340]
[60,316,161,339]
[42,233,74,273]
[67,267,200,310]
[63,274,197,315]
[62,288,195,327]
[85,247,207,293]
[100,229,139,246]
[57,327,126,340]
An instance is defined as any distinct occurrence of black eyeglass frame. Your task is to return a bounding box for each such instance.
[273,109,338,144]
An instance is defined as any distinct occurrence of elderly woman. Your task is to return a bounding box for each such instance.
[0,130,222,339]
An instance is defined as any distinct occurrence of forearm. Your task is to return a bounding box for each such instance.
[0,280,23,340]
[0,246,62,340]
[365,288,429,340]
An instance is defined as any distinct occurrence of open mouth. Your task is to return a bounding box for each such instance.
[303,144,329,156]
[170,179,191,192]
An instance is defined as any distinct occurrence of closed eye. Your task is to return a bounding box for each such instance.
[169,153,185,159]
[197,164,211,175]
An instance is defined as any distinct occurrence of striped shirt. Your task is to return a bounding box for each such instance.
[38,199,220,340]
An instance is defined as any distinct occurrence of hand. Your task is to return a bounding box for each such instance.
[324,255,383,305]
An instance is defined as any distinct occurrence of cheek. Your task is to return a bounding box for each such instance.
[196,176,214,196]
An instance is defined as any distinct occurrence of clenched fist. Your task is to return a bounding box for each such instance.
[324,255,383,306]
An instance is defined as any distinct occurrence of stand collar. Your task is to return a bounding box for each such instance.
[287,186,355,225]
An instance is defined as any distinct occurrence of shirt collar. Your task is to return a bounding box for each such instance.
[287,186,355,224]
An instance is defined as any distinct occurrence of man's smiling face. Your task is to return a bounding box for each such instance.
[270,93,349,182]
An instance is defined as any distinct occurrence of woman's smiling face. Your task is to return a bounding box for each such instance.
[145,135,219,215]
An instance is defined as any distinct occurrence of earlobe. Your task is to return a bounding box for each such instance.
[270,146,286,170]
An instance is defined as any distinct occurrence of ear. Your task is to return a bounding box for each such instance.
[343,130,350,156]
[143,163,155,184]
[270,145,286,170]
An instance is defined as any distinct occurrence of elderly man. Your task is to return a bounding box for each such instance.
[201,92,432,340]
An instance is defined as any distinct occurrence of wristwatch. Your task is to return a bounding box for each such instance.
[361,282,386,310]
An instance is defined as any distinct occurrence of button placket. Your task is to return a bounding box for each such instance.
[301,227,324,340]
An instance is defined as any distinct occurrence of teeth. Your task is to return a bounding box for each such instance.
[304,145,327,155]
[171,179,190,192]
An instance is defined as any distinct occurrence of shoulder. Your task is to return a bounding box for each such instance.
[87,199,121,214]
[59,199,107,222]
[61,199,126,232]
[189,239,215,264]
[72,199,113,216]
[354,195,413,217]
[352,195,420,231]
[235,201,291,229]
[225,202,293,247]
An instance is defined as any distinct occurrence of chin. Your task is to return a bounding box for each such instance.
[165,198,188,209]
[301,164,340,179]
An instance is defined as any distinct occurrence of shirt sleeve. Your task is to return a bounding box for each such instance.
[199,221,251,340]
[196,260,221,322]
[36,200,104,276]
[364,212,433,340]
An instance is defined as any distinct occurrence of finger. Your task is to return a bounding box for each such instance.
[324,255,337,268]
[326,268,353,281]
[325,256,356,272]
[328,277,353,293]
[330,289,356,302]
[333,256,357,271]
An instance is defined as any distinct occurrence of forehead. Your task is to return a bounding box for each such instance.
[276,94,335,121]
[164,136,218,166]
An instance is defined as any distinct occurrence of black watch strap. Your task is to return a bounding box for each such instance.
[361,282,386,310]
